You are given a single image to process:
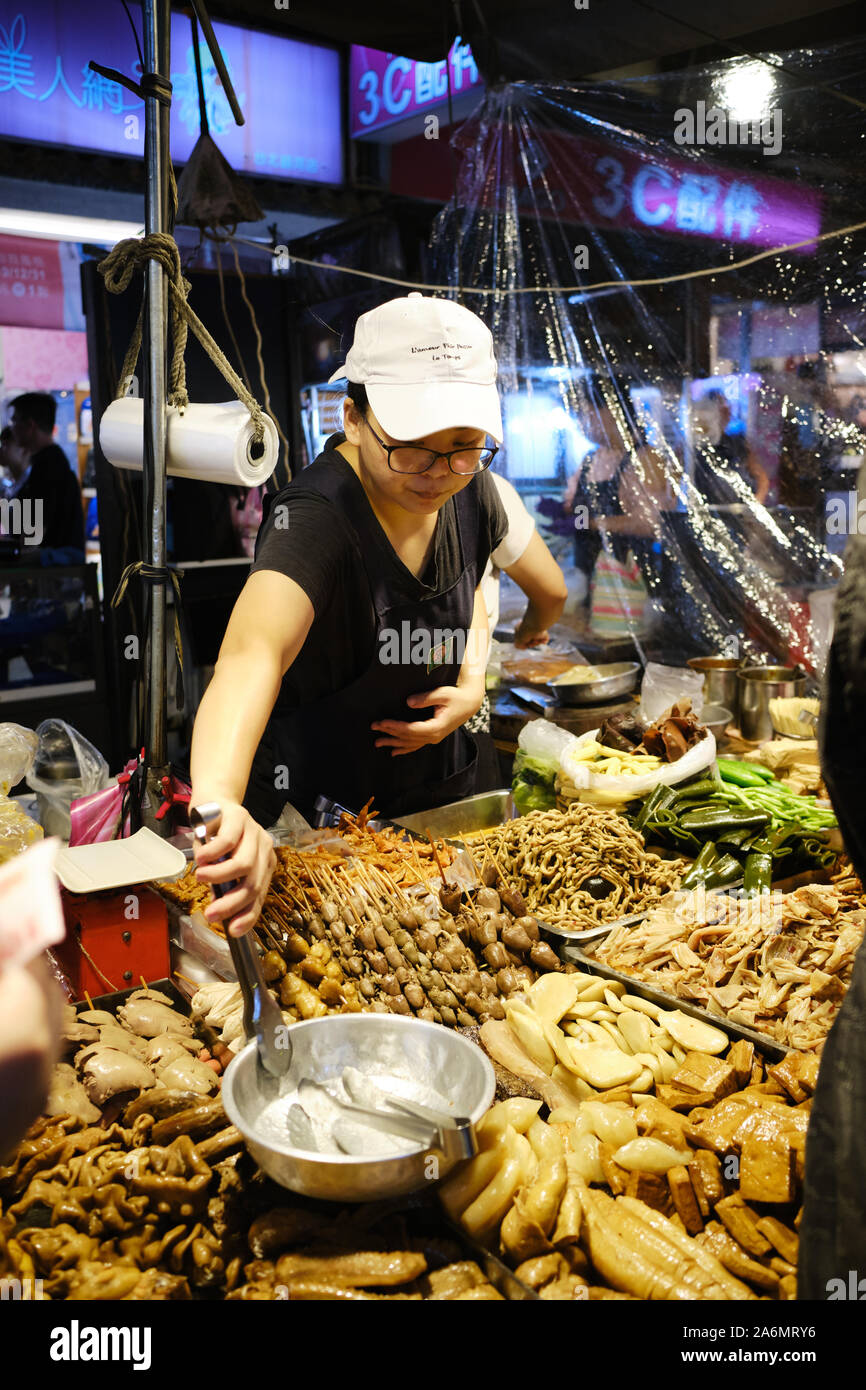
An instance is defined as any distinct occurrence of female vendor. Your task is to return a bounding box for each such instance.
[190,293,510,934]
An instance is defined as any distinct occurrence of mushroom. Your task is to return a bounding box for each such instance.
[76,1046,157,1105]
[115,997,194,1038]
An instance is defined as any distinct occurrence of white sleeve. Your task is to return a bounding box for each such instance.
[490,474,535,571]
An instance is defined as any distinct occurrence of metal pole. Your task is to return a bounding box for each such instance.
[142,0,169,828]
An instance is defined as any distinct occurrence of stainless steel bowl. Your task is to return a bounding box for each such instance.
[543,660,641,706]
[221,1013,496,1202]
[701,703,733,741]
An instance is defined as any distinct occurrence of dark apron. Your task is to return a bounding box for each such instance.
[244,463,491,826]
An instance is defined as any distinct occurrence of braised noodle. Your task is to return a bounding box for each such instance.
[466,803,685,927]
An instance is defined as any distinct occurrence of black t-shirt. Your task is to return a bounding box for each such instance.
[251,436,508,713]
[20,444,85,552]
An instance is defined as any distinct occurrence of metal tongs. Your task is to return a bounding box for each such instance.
[300,1074,478,1163]
[190,803,290,1078]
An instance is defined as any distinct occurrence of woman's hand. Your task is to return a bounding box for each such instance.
[371,683,484,756]
[191,800,276,936]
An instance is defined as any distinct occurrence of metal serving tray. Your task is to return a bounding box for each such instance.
[558,947,789,1060]
[395,789,516,839]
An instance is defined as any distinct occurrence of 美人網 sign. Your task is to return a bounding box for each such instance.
[0,3,343,184]
[350,37,482,140]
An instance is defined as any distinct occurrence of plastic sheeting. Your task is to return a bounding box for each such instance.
[428,38,866,676]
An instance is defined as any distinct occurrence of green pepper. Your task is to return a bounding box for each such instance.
[717,757,776,787]
[743,849,773,896]
[680,840,719,891]
[670,778,723,806]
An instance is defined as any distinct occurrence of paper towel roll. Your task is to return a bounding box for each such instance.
[98,397,279,487]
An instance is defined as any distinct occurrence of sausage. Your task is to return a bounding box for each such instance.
[404,983,425,1010]
[530,941,560,972]
[482,942,509,970]
[476,887,501,913]
[515,915,541,942]
[496,968,517,995]
[472,918,498,947]
[501,923,533,954]
[439,886,462,916]
[499,886,528,917]
[481,863,499,888]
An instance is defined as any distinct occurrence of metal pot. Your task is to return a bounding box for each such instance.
[686,656,741,718]
[543,660,641,707]
[737,665,806,742]
[221,1013,495,1202]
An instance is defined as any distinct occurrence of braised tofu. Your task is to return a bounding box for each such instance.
[727,1040,756,1089]
[625,1170,671,1214]
[715,1195,774,1256]
[699,1223,780,1294]
[755,1215,799,1265]
[656,1083,716,1112]
[667,1164,704,1234]
[688,1149,724,1212]
[688,1098,752,1154]
[671,1051,738,1103]
[768,1052,820,1103]
[634,1097,690,1148]
[739,1134,796,1205]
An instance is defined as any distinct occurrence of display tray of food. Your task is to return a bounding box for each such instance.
[442,971,815,1301]
[576,880,864,1055]
[460,803,687,933]
[560,951,789,1062]
[1,982,537,1301]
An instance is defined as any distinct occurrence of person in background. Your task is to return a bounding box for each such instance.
[0,424,30,497]
[563,402,674,584]
[467,472,568,739]
[8,393,85,562]
[693,388,770,506]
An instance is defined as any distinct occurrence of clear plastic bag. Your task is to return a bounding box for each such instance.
[639,663,705,722]
[0,724,38,797]
[25,720,110,841]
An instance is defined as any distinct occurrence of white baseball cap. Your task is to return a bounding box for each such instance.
[328,292,503,443]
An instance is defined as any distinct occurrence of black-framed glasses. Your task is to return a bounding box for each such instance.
[362,417,498,476]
